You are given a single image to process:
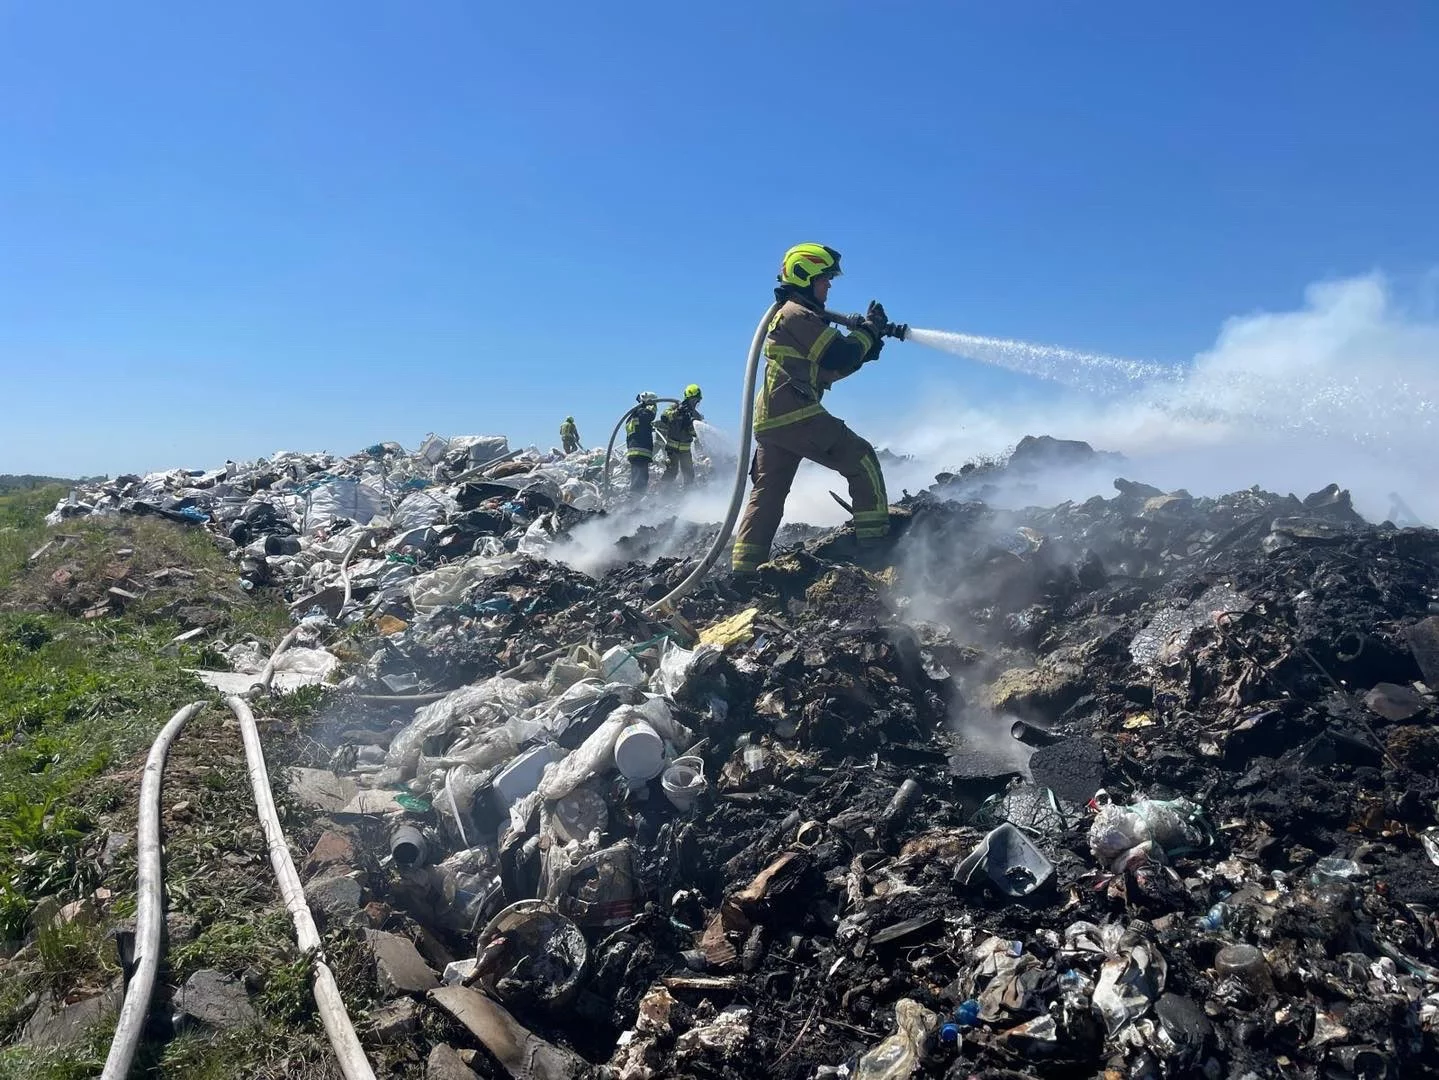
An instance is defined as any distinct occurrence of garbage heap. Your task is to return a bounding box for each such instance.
[58,434,1439,1077]
[258,438,1439,1080]
[44,432,735,641]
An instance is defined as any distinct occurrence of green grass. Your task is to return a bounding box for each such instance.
[0,1018,114,1080]
[171,910,295,977]
[0,486,66,587]
[34,917,117,992]
[0,614,213,942]
[1,487,290,640]
[151,1022,343,1080]
[0,492,369,1075]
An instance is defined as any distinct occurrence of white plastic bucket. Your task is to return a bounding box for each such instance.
[661,755,707,811]
[613,720,665,781]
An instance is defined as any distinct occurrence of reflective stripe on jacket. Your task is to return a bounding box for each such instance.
[754,299,877,433]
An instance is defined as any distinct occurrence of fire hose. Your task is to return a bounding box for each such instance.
[644,302,907,614]
[227,694,377,1080]
[100,702,208,1080]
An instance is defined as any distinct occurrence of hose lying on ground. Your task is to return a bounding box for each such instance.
[100,701,208,1080]
[253,625,302,696]
[646,300,780,614]
[337,528,374,617]
[226,695,377,1080]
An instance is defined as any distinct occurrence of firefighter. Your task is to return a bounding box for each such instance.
[732,243,889,575]
[560,416,581,454]
[625,393,658,494]
[656,384,703,487]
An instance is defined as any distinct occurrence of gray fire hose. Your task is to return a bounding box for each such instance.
[645,301,781,613]
[227,694,377,1079]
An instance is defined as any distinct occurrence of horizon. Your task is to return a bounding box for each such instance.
[3,3,1436,488]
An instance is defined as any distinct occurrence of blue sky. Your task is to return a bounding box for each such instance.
[2,1,1436,476]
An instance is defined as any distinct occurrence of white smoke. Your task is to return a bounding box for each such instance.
[548,272,1439,578]
[880,274,1439,523]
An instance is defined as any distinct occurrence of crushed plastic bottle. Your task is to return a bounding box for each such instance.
[1310,856,1364,885]
[853,998,939,1080]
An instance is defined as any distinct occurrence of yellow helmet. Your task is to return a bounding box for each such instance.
[684,384,702,401]
[778,243,842,288]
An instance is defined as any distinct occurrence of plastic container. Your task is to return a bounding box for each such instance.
[476,900,588,1010]
[389,825,428,868]
[661,755,707,811]
[955,823,1055,897]
[1310,857,1363,885]
[614,720,665,781]
[1214,944,1273,994]
[1197,902,1229,931]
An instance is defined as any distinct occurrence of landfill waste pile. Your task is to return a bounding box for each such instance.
[46,432,1439,1078]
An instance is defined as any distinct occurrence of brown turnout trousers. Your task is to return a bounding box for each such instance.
[733,413,888,571]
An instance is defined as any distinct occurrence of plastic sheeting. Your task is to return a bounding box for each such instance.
[392,490,458,531]
[410,553,524,614]
[303,478,389,533]
[652,640,720,698]
[448,435,510,468]
[387,677,546,774]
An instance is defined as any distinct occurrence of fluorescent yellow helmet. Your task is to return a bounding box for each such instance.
[779,243,842,288]
[684,384,702,401]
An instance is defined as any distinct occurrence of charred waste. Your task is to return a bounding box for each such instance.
[49,432,1439,1079]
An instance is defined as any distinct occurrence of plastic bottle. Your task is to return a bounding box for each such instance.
[1197,902,1229,931]
[939,1023,960,1045]
[954,1000,981,1027]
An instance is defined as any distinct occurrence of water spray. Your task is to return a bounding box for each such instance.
[903,327,1170,392]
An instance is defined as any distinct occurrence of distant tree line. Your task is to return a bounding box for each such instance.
[0,474,106,493]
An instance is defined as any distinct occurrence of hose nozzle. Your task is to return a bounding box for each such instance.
[823,310,909,341]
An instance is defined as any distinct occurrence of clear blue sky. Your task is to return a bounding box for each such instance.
[2,2,1435,476]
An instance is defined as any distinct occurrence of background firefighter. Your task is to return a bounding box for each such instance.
[656,384,703,488]
[625,394,658,494]
[560,416,581,454]
[732,243,889,574]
